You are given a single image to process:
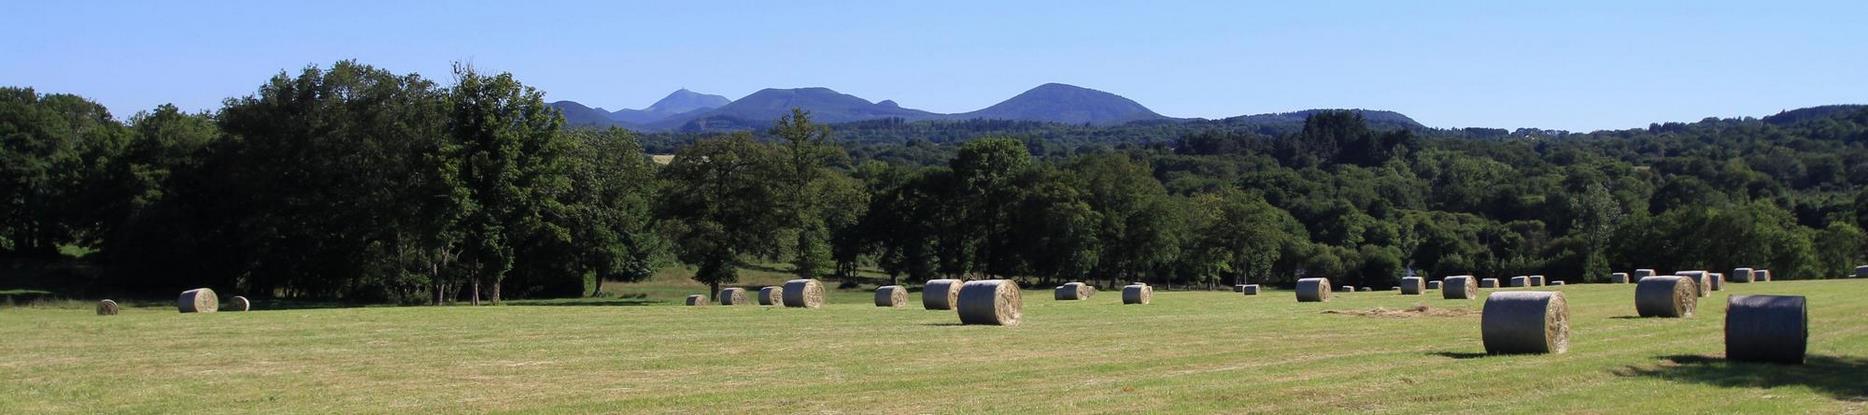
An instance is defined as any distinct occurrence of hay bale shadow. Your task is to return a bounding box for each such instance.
[1427,351,1491,360]
[1611,354,1868,400]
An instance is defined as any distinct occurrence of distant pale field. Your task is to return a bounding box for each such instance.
[4,278,1868,414]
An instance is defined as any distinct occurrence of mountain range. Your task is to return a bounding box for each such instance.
[552,83,1422,132]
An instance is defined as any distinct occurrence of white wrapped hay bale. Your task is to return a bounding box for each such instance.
[1634,269,1656,279]
[1509,276,1529,288]
[96,299,119,316]
[1296,278,1331,302]
[718,288,748,306]
[1725,295,1806,364]
[1675,271,1711,297]
[1428,280,1443,290]
[1708,273,1723,291]
[782,279,825,308]
[1549,281,1566,286]
[1481,291,1569,354]
[1757,269,1772,282]
[1634,276,1697,318]
[956,280,1021,326]
[1122,284,1153,305]
[1730,267,1754,283]
[1055,282,1091,300]
[228,296,250,312]
[1480,278,1500,288]
[177,288,218,313]
[923,279,963,310]
[685,294,708,306]
[1233,284,1247,293]
[757,286,782,306]
[1443,276,1479,300]
[1529,275,1546,286]
[1855,265,1868,278]
[1339,285,1354,293]
[1610,272,1630,284]
[1399,277,1425,295]
[1359,287,1371,292]
[875,285,908,307]
[1241,284,1260,295]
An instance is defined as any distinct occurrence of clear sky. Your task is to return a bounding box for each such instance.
[3,0,1863,131]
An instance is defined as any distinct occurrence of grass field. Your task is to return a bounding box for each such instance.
[4,278,1867,413]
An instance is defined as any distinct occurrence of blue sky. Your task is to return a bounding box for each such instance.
[3,1,1863,131]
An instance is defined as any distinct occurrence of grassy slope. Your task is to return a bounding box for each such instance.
[2,279,1866,413]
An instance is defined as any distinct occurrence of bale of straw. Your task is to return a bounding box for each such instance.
[1428,280,1443,290]
[1359,287,1371,292]
[1242,284,1260,295]
[1610,272,1630,284]
[923,279,963,310]
[1296,278,1331,302]
[1675,271,1711,297]
[1339,285,1354,292]
[1549,281,1566,286]
[1233,284,1246,293]
[1122,284,1153,305]
[1444,276,1479,300]
[1509,276,1529,287]
[1708,273,1723,291]
[1481,291,1570,354]
[782,279,825,308]
[758,287,782,305]
[96,299,119,316]
[1529,275,1546,286]
[1725,295,1807,364]
[1055,282,1091,300]
[875,285,908,307]
[718,288,748,306]
[956,280,1021,326]
[1731,267,1754,283]
[228,296,250,312]
[177,288,218,313]
[1634,276,1697,318]
[685,294,708,306]
[1634,269,1656,279]
[1480,278,1500,288]
[1855,265,1868,278]
[1399,277,1425,295]
[1757,269,1772,282]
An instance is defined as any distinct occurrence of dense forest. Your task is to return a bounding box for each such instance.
[5,60,1867,304]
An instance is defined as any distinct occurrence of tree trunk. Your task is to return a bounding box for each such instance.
[710,281,720,298]
[471,279,481,306]
[590,276,604,298]
[491,279,502,305]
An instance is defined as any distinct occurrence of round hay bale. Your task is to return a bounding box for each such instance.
[1233,284,1246,293]
[1428,280,1443,290]
[1757,269,1772,282]
[956,280,1021,326]
[1359,287,1371,292]
[1296,278,1331,302]
[1390,286,1401,291]
[228,296,251,312]
[1675,271,1711,297]
[685,294,708,306]
[1634,269,1656,279]
[1549,281,1566,286]
[1708,273,1723,291]
[1444,276,1479,300]
[1122,284,1153,305]
[718,288,748,306]
[1855,265,1868,278]
[177,288,218,313]
[1339,285,1354,292]
[1242,284,1260,295]
[1634,276,1697,318]
[1399,277,1425,295]
[781,279,825,308]
[923,279,963,310]
[1055,282,1091,301]
[1610,272,1630,284]
[1725,295,1807,364]
[757,286,782,305]
[1529,275,1546,286]
[1508,276,1529,287]
[1481,291,1570,355]
[96,299,119,316]
[875,285,908,307]
[1731,267,1754,284]
[1479,278,1500,288]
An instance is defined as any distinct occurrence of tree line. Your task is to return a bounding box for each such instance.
[5,61,1867,303]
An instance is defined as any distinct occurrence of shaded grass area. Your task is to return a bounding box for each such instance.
[3,280,1867,413]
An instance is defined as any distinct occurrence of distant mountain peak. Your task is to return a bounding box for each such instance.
[953,83,1167,125]
[643,89,731,114]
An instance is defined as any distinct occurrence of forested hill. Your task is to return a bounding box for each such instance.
[4,60,1867,306]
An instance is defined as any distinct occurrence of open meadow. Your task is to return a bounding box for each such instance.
[4,277,1867,413]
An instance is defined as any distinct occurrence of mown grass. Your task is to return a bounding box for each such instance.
[3,279,1866,413]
